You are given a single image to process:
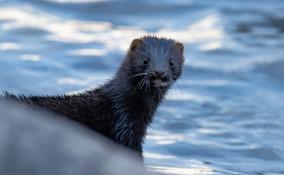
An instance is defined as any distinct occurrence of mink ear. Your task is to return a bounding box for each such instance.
[129,38,143,51]
[175,42,184,55]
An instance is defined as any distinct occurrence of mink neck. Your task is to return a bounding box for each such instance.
[97,59,170,151]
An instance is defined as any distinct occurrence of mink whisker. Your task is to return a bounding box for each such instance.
[137,76,147,89]
[128,73,148,79]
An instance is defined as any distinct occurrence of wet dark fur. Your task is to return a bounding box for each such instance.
[3,36,185,159]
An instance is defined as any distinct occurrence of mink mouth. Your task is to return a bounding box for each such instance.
[153,79,169,87]
[129,73,172,88]
[150,77,171,88]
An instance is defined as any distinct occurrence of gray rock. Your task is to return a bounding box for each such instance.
[0,99,154,175]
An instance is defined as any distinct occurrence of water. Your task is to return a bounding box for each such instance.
[0,0,284,174]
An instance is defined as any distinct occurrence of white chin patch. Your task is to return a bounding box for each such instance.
[154,79,168,87]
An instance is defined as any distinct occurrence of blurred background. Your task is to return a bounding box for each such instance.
[0,0,284,174]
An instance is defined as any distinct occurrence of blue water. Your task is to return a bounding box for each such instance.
[1,0,284,174]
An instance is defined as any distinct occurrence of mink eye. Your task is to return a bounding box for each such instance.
[169,61,174,66]
[143,59,149,65]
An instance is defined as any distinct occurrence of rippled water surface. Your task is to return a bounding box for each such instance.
[1,0,284,174]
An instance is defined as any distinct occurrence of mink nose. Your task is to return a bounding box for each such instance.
[154,70,166,79]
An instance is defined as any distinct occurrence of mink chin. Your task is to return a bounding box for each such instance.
[3,36,185,160]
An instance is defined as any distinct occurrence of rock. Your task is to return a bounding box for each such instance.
[0,99,155,175]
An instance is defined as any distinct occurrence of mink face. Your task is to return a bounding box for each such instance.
[127,36,184,89]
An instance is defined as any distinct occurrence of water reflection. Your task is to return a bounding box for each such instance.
[150,166,213,175]
[0,42,21,51]
[21,54,41,62]
[46,0,107,3]
[69,48,106,57]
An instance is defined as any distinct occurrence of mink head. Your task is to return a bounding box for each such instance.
[126,36,184,89]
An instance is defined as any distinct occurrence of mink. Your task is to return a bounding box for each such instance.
[4,36,185,159]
